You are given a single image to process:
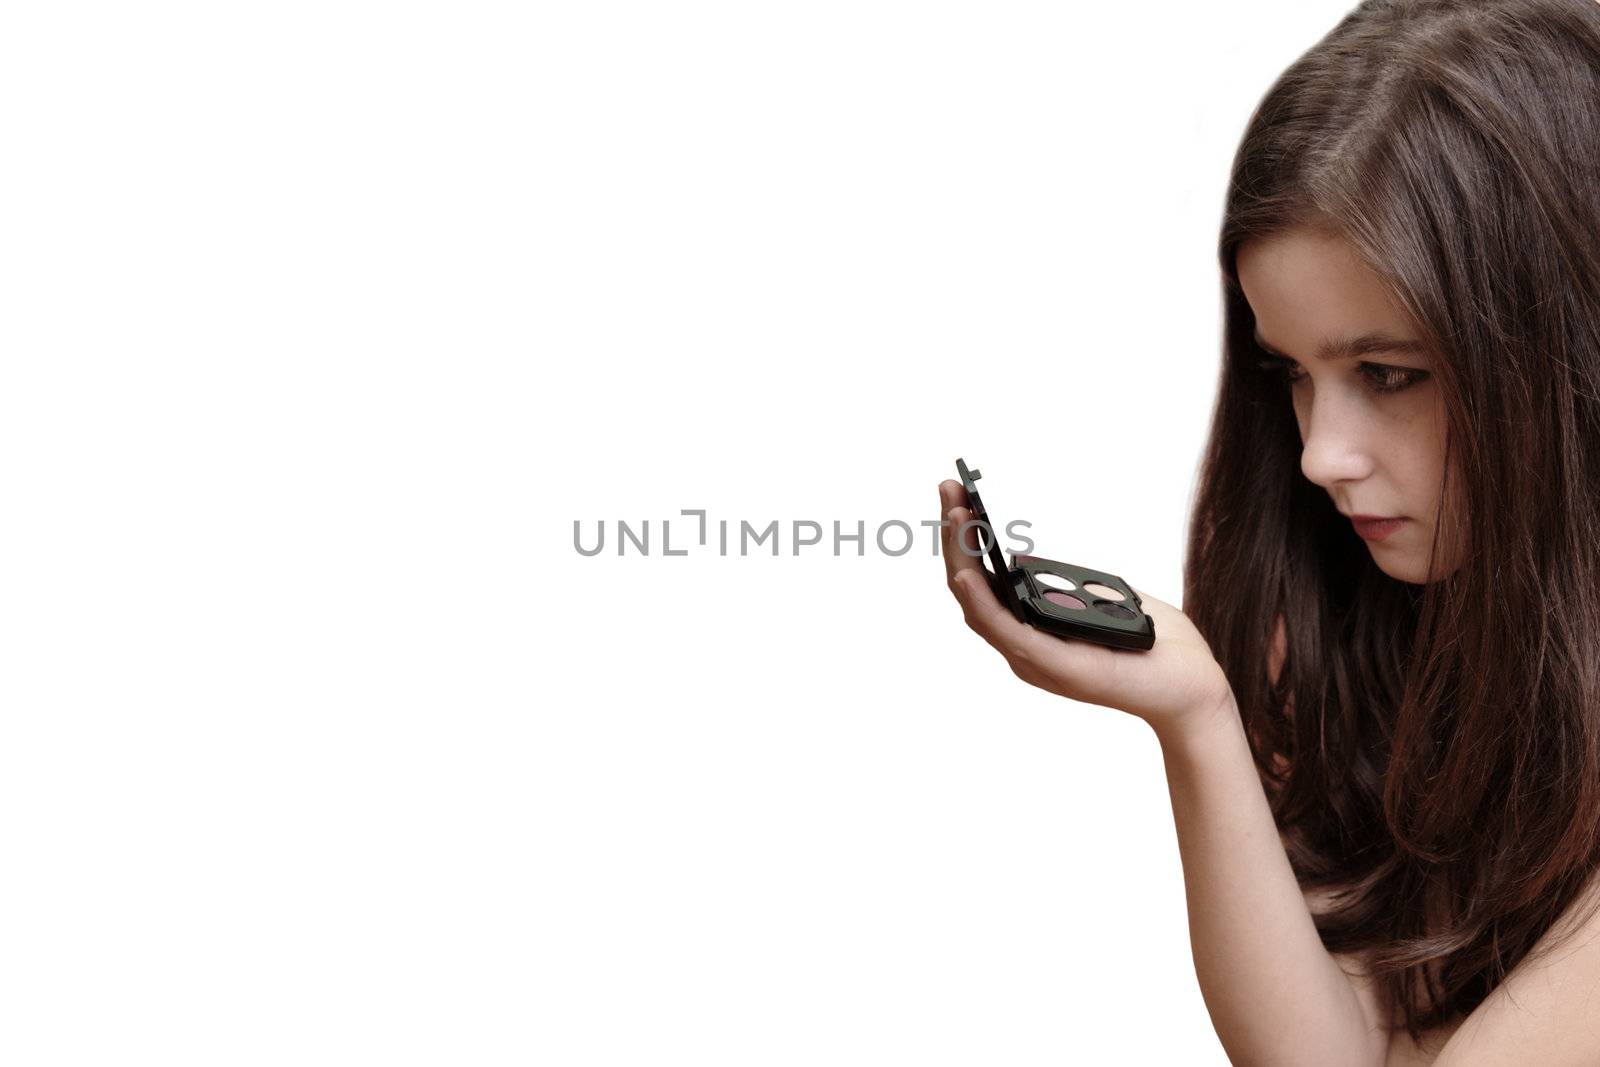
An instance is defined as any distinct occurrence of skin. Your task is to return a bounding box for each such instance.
[1235,225,1464,584]
[935,225,1477,1064]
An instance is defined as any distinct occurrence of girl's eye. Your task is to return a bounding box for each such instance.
[1253,355,1429,396]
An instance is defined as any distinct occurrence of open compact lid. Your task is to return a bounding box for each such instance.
[955,457,1026,617]
[954,458,1009,577]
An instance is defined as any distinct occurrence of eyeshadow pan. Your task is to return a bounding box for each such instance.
[1094,601,1137,619]
[1082,581,1125,602]
[1043,591,1086,610]
[1035,572,1077,591]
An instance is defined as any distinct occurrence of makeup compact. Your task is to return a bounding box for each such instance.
[955,458,1156,651]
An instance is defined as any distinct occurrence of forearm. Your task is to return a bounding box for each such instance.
[1154,699,1381,1067]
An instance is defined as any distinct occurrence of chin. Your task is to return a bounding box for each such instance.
[1374,560,1427,585]
[1372,552,1461,586]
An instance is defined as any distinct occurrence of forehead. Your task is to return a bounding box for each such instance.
[1236,228,1416,342]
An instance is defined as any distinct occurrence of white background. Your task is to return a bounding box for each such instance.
[4,2,1354,1063]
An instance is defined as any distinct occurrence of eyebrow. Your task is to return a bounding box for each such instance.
[1252,327,1428,362]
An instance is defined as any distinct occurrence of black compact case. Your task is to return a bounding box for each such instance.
[955,458,1156,651]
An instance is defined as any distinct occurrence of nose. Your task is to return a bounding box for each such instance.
[1298,393,1377,490]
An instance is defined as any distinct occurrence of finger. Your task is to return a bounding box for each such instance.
[938,478,968,514]
[941,503,990,589]
[943,527,1034,649]
[937,480,971,582]
[950,566,1065,679]
[951,565,1010,636]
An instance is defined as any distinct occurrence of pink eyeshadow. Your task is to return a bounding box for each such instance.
[1043,591,1086,610]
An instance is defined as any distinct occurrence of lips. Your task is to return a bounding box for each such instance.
[1350,516,1407,541]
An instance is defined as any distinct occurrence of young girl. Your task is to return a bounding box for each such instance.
[939,1,1600,1063]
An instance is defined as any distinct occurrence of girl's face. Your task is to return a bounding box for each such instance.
[1237,226,1464,584]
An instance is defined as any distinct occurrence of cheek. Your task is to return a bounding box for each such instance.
[1407,434,1450,511]
[1395,390,1450,490]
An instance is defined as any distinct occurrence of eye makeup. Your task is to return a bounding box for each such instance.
[955,458,1155,651]
[1254,352,1430,395]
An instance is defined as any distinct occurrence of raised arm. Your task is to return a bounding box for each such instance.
[1156,690,1388,1067]
[938,480,1387,1066]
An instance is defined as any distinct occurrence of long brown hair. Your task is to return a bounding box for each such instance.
[1184,0,1600,1041]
